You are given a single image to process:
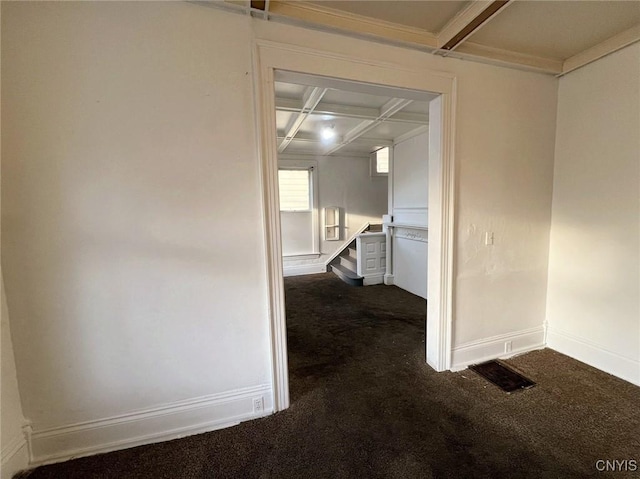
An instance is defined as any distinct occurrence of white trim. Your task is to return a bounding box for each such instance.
[561,24,640,76]
[1,431,27,464]
[268,1,438,49]
[1,429,29,477]
[547,327,640,386]
[450,326,546,371]
[436,0,512,50]
[388,223,429,231]
[393,125,429,146]
[255,39,456,92]
[391,207,428,228]
[255,39,456,411]
[276,97,429,125]
[386,147,394,281]
[277,86,327,153]
[29,385,273,466]
[275,70,435,103]
[282,253,321,260]
[326,98,413,156]
[453,41,563,74]
[254,44,290,413]
[282,262,327,277]
[362,275,385,286]
[393,227,428,243]
[425,93,456,372]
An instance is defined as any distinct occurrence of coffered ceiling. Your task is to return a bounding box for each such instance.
[274,71,435,157]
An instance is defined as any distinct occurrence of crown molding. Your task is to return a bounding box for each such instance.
[561,23,640,76]
[454,41,563,74]
[268,1,438,48]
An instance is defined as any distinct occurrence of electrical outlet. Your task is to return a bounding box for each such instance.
[253,396,264,414]
[485,232,494,246]
[505,341,512,353]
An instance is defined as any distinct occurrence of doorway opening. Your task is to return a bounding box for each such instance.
[272,72,436,403]
[255,41,456,411]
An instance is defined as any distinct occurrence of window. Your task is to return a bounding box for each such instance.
[278,161,319,257]
[371,147,389,176]
[278,169,311,211]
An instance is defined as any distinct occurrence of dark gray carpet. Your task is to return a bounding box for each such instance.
[21,273,640,478]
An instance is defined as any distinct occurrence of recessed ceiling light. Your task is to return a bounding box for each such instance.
[321,125,335,140]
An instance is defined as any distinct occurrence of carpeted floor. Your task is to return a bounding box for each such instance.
[21,273,640,478]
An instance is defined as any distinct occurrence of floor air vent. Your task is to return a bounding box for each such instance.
[469,360,536,392]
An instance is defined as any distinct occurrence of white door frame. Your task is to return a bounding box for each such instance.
[254,40,457,411]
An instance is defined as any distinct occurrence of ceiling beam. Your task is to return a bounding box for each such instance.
[276,70,435,102]
[324,98,413,155]
[436,0,513,51]
[275,98,429,125]
[561,24,640,76]
[454,41,563,74]
[277,131,393,148]
[393,125,429,146]
[277,87,327,153]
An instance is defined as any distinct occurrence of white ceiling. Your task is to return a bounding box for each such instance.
[469,1,640,60]
[308,1,470,33]
[252,0,640,75]
[274,71,435,157]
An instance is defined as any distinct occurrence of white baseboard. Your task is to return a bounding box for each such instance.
[451,326,545,371]
[1,430,30,478]
[547,327,640,386]
[384,274,394,285]
[283,263,327,277]
[30,384,273,466]
[363,274,384,286]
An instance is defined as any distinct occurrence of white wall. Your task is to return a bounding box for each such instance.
[391,132,429,298]
[449,60,557,367]
[281,211,314,256]
[318,156,387,247]
[253,20,557,370]
[2,1,558,465]
[282,154,387,275]
[2,2,272,463]
[546,44,640,386]
[393,133,429,209]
